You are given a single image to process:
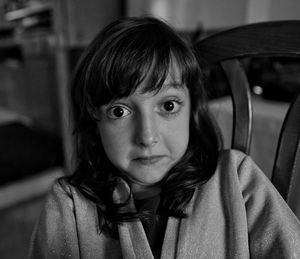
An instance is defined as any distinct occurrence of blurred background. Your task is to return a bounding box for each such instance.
[0,0,300,258]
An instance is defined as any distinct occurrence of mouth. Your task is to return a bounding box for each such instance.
[133,155,166,165]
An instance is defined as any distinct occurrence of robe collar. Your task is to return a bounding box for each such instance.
[113,178,197,259]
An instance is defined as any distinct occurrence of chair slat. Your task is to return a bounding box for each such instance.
[221,59,252,154]
[272,92,300,207]
[195,20,300,64]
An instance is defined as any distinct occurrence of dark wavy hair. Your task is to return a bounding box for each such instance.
[67,16,222,238]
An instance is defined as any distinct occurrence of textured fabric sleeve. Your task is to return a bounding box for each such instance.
[238,155,300,258]
[28,180,80,259]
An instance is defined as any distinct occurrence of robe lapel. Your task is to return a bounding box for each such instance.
[160,217,181,259]
[114,178,154,258]
[118,214,183,259]
[114,178,198,259]
[118,220,154,259]
[160,189,198,259]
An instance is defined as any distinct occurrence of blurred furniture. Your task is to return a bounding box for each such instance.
[0,1,63,208]
[0,105,64,208]
[0,33,63,185]
[194,20,300,218]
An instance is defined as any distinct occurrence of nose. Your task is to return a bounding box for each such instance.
[135,113,159,147]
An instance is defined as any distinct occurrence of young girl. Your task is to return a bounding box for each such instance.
[29,17,300,258]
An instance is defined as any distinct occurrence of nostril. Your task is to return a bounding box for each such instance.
[136,133,158,147]
[135,125,159,147]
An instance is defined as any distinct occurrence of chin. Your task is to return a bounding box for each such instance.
[130,171,167,186]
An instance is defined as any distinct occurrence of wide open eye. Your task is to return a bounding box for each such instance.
[107,106,131,119]
[161,100,182,114]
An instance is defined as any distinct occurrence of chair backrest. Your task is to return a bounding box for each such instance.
[194,20,300,214]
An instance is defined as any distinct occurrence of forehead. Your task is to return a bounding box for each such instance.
[134,60,184,95]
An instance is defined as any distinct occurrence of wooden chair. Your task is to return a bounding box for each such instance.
[194,20,300,216]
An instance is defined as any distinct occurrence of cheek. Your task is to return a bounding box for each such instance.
[164,115,190,157]
[97,123,129,163]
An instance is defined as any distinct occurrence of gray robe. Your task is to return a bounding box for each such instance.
[29,150,300,258]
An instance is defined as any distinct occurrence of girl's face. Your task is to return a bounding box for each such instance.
[97,66,191,198]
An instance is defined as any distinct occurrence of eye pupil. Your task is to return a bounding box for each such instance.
[113,107,124,117]
[164,101,174,111]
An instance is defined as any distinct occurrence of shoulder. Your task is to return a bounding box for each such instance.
[217,149,266,181]
[49,177,74,198]
[42,177,99,222]
[216,149,273,189]
[213,149,249,183]
[215,149,284,206]
[45,177,85,210]
[217,148,248,168]
[193,149,251,201]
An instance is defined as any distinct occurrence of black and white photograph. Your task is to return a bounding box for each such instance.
[0,0,300,258]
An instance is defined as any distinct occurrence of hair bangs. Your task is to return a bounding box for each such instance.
[173,45,202,91]
[86,21,199,110]
[87,43,166,108]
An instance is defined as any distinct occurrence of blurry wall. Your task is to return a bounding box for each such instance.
[61,0,121,46]
[0,0,6,25]
[246,0,300,23]
[127,0,247,30]
[270,0,300,20]
[127,0,300,30]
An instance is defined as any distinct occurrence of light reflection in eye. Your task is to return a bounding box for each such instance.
[107,106,131,119]
[161,99,183,116]
[163,101,175,111]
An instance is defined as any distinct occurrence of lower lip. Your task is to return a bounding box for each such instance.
[133,156,165,165]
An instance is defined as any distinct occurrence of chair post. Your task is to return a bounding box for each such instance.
[221,59,253,154]
[272,92,300,210]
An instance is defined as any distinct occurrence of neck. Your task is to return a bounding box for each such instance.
[131,183,161,200]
